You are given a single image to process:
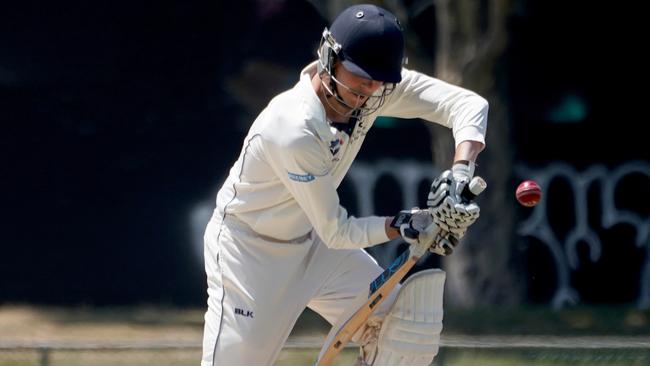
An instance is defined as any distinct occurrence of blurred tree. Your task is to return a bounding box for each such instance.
[399,0,522,307]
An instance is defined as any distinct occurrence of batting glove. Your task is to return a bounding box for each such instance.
[427,165,481,238]
[391,209,459,256]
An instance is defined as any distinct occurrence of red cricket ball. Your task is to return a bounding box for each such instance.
[516,180,542,207]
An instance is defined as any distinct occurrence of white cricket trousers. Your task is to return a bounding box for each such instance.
[201,214,386,366]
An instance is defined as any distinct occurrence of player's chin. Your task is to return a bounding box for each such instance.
[339,100,365,114]
[331,100,355,117]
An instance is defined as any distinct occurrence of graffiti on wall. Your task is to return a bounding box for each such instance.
[517,161,650,308]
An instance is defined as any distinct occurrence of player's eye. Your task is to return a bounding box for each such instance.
[348,87,372,99]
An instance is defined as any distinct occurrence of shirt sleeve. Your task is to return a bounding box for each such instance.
[262,132,390,249]
[380,68,489,147]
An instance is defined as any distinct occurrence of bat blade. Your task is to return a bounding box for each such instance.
[315,250,419,366]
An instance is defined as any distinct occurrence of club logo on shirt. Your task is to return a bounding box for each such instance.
[329,138,342,157]
[288,171,315,182]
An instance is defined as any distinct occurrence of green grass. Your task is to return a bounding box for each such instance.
[275,348,358,366]
[3,348,649,366]
[434,348,650,366]
[2,304,649,366]
[442,305,650,336]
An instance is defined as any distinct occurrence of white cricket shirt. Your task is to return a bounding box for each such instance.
[213,62,488,249]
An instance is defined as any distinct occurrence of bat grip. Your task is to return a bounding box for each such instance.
[460,176,487,202]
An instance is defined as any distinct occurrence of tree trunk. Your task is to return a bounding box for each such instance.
[430,0,522,307]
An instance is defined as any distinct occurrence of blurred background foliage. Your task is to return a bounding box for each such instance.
[1,0,648,324]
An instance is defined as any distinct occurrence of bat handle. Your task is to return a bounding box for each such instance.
[461,176,487,202]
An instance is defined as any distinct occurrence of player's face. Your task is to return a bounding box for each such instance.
[332,64,384,110]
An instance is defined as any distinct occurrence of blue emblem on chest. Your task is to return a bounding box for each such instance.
[329,138,342,156]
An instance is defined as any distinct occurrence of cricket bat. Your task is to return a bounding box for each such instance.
[314,176,486,366]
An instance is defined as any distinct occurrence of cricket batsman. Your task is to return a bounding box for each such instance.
[202,4,488,365]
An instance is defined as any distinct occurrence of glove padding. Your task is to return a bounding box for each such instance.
[427,169,480,238]
[394,209,459,256]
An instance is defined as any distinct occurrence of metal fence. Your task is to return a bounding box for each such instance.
[2,336,650,366]
[0,340,201,366]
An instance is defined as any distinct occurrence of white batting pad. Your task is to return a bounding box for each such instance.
[366,269,445,366]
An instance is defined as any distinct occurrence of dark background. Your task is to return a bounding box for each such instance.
[1,0,647,306]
